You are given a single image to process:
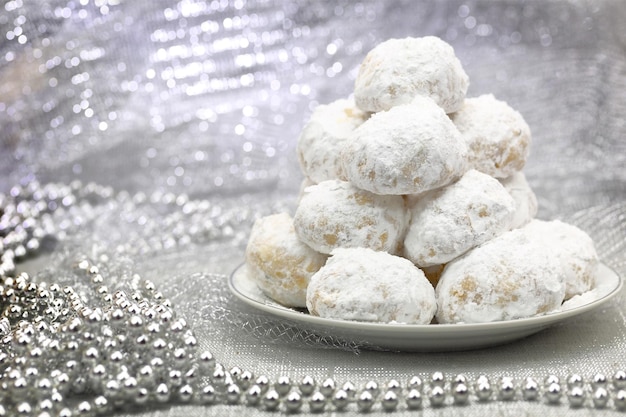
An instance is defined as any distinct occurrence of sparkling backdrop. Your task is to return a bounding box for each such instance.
[2,1,626,416]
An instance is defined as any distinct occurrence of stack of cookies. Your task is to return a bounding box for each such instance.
[245,36,598,325]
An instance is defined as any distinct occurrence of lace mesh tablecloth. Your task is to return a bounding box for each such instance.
[2,0,626,416]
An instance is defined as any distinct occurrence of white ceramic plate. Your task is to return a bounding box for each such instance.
[228,263,622,352]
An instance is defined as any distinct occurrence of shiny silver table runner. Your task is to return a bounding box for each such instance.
[2,1,626,415]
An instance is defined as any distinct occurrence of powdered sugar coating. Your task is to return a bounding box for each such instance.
[340,97,468,195]
[403,169,515,267]
[307,248,436,324]
[451,94,531,178]
[297,98,370,183]
[354,36,469,113]
[436,228,565,324]
[499,171,538,229]
[293,180,407,255]
[245,213,328,308]
[521,219,598,300]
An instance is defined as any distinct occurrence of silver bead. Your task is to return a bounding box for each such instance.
[275,375,291,396]
[135,387,150,405]
[309,391,326,412]
[386,379,401,393]
[332,389,349,410]
[522,377,539,401]
[93,395,110,415]
[155,383,170,403]
[211,367,226,386]
[168,369,183,387]
[37,398,54,413]
[299,375,316,396]
[614,370,626,390]
[138,365,156,389]
[381,390,399,411]
[245,385,262,406]
[544,374,560,386]
[15,402,32,415]
[58,407,73,417]
[239,370,254,389]
[364,380,379,397]
[356,390,374,412]
[592,373,608,389]
[229,366,242,382]
[263,389,280,411]
[255,375,270,393]
[453,383,469,405]
[406,388,423,409]
[592,387,608,409]
[545,382,561,404]
[452,374,468,387]
[178,384,194,403]
[285,390,303,412]
[614,390,626,411]
[499,377,515,401]
[103,379,120,401]
[408,375,423,392]
[475,381,492,402]
[226,383,240,404]
[341,381,356,398]
[567,374,584,389]
[567,386,585,408]
[199,384,216,405]
[431,371,445,387]
[75,400,92,415]
[320,378,335,397]
[429,385,446,407]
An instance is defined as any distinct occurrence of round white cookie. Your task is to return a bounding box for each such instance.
[521,219,598,299]
[245,213,328,308]
[340,97,468,195]
[306,248,436,324]
[436,228,565,324]
[354,36,469,113]
[499,171,538,229]
[297,98,370,183]
[403,169,515,267]
[451,94,531,178]
[293,180,407,255]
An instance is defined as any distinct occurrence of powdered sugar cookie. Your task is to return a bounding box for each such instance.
[403,169,515,267]
[451,94,531,178]
[307,248,436,324]
[340,97,468,195]
[354,36,469,113]
[521,219,598,299]
[499,171,538,229]
[293,180,407,255]
[245,213,328,308]
[297,98,370,183]
[436,228,565,324]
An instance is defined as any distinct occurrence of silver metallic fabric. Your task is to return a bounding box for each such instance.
[2,0,626,415]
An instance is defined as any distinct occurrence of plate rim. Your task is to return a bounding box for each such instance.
[228,262,623,335]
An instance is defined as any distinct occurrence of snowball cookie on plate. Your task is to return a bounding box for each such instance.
[436,228,565,324]
[354,36,469,113]
[293,180,407,255]
[297,98,370,183]
[451,94,531,178]
[340,97,468,195]
[306,248,436,324]
[521,219,599,300]
[403,169,515,267]
[245,212,328,308]
[499,171,538,229]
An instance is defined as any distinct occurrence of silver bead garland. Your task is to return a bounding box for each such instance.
[2,180,626,414]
